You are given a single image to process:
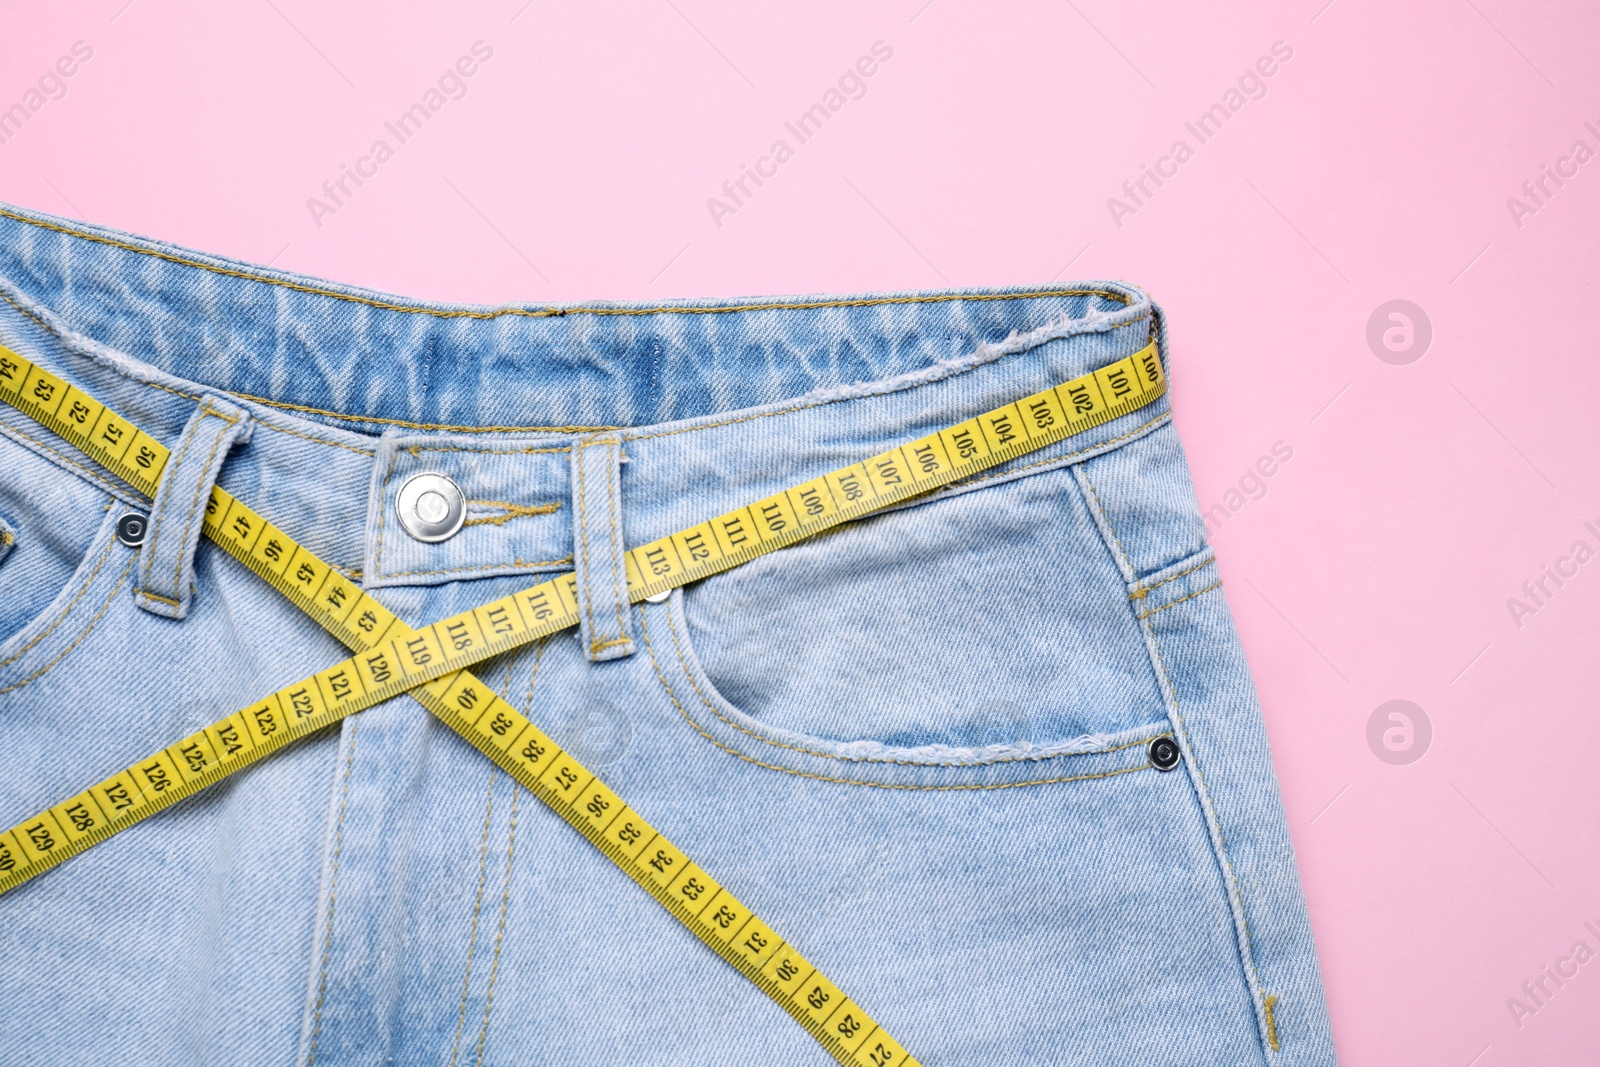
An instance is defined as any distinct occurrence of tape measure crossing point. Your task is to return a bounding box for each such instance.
[0,339,1166,1066]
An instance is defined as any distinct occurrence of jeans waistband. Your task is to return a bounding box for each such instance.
[0,201,1169,589]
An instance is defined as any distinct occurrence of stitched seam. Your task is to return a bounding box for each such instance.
[0,533,117,671]
[1073,428,1274,1054]
[473,785,519,1067]
[171,411,239,598]
[142,399,209,594]
[377,558,574,580]
[922,411,1171,503]
[1145,629,1271,1049]
[0,291,188,420]
[402,444,570,456]
[522,638,548,714]
[465,651,528,1066]
[0,209,570,319]
[462,500,561,528]
[0,286,57,339]
[641,608,1161,788]
[372,447,396,577]
[1075,444,1270,1010]
[622,319,1148,445]
[250,345,1150,442]
[467,499,562,513]
[141,377,199,401]
[659,598,1154,768]
[1129,556,1214,600]
[142,400,208,582]
[1,246,1144,451]
[1076,412,1272,1055]
[0,556,132,695]
[0,289,208,407]
[0,216,1127,318]
[1136,580,1223,619]
[0,285,552,431]
[590,636,631,653]
[239,394,614,433]
[306,718,360,1067]
[447,767,499,1067]
[1,228,1153,496]
[0,420,140,500]
[574,440,598,644]
[1078,471,1131,569]
[136,589,181,607]
[257,418,374,455]
[603,438,629,648]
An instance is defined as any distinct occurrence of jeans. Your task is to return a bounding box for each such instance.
[0,200,1335,1066]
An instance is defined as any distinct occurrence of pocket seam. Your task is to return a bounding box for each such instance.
[643,599,1165,784]
[646,618,1160,791]
[0,530,119,672]
[1136,580,1224,620]
[0,553,133,696]
[1128,555,1215,601]
[663,596,1155,767]
[1074,464,1278,1057]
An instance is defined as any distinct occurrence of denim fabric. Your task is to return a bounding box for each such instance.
[133,393,253,619]
[570,433,636,662]
[0,200,1336,1066]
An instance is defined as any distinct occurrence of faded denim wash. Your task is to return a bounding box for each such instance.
[0,200,1336,1066]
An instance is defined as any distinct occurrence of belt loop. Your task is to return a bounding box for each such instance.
[570,432,635,662]
[133,394,253,620]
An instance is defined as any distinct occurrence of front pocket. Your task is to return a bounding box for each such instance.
[0,506,134,699]
[0,427,129,674]
[641,462,1174,789]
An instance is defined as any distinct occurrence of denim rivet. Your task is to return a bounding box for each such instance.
[396,473,466,543]
[1149,736,1181,772]
[115,513,148,547]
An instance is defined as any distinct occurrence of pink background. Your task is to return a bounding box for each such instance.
[3,1,1598,1062]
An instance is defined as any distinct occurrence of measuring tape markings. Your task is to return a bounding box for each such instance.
[0,351,924,1067]
[0,356,593,969]
[0,340,1165,1065]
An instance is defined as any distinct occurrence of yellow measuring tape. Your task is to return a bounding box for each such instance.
[0,339,1165,1065]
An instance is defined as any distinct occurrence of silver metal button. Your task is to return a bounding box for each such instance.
[396,473,466,543]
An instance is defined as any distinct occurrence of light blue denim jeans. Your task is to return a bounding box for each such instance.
[0,200,1336,1066]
